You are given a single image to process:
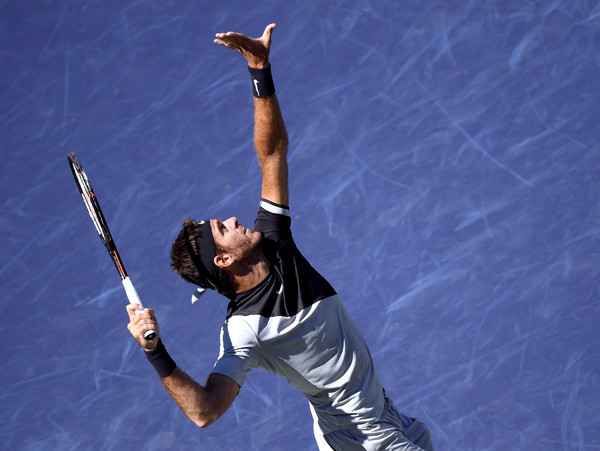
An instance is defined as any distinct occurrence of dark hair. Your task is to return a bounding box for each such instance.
[170,218,235,294]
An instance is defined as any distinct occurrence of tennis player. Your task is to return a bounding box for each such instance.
[127,23,433,451]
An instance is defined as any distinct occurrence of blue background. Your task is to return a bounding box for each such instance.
[2,1,599,449]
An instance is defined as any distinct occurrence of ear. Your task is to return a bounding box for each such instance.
[214,253,235,269]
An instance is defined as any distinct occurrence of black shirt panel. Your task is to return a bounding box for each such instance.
[225,205,336,319]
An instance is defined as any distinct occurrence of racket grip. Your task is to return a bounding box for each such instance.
[123,277,157,340]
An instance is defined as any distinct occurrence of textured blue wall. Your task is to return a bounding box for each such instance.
[2,1,599,449]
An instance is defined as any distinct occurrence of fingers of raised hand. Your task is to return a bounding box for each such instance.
[261,23,276,46]
[214,26,274,53]
[214,31,244,48]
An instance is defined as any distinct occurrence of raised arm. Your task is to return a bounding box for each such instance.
[215,24,289,206]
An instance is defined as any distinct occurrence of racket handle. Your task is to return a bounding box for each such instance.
[123,277,157,340]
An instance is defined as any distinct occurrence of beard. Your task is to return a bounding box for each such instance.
[219,235,269,294]
[237,235,265,268]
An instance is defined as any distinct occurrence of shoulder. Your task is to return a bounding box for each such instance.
[254,198,292,243]
[259,198,289,216]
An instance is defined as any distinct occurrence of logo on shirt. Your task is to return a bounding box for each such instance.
[276,284,283,295]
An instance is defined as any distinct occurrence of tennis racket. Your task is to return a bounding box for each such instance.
[68,153,156,340]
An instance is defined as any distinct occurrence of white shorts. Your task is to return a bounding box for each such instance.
[314,396,434,451]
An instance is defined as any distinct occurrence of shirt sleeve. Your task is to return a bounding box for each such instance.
[211,317,260,387]
[254,198,292,246]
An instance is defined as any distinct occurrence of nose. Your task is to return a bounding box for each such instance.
[223,217,239,229]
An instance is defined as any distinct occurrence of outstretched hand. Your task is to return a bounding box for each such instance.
[214,23,276,69]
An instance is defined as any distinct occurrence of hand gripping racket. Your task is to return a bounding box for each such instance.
[68,153,156,340]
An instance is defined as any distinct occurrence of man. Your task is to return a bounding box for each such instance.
[127,24,434,451]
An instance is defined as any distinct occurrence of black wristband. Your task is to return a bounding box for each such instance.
[145,338,177,378]
[248,64,275,98]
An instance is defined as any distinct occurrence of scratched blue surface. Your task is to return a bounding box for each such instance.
[2,1,599,450]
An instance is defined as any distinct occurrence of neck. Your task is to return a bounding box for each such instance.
[231,259,270,293]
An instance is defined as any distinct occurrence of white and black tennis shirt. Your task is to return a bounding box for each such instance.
[212,199,385,435]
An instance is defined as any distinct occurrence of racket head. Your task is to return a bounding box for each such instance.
[68,153,127,280]
[68,154,156,340]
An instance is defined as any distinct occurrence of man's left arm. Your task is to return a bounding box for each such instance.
[215,24,289,207]
[253,91,288,207]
